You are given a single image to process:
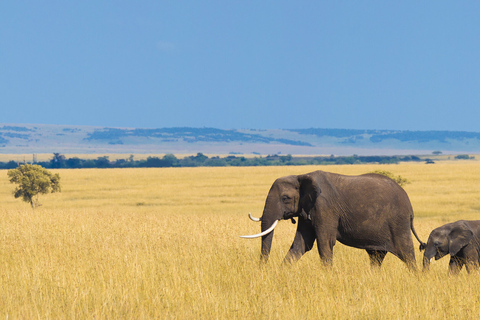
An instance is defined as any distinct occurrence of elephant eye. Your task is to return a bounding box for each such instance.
[282,195,292,203]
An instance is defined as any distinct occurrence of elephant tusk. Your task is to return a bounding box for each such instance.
[248,212,261,222]
[240,220,278,239]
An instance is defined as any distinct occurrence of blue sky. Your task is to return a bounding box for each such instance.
[1,2,480,131]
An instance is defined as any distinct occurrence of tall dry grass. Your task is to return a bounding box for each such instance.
[1,161,480,318]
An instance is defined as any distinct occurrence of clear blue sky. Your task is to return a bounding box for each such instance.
[1,2,480,131]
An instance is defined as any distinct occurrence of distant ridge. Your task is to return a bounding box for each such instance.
[1,124,479,156]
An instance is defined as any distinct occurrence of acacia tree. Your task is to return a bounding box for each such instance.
[370,170,410,187]
[7,164,61,208]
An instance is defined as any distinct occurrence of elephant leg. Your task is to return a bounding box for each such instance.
[284,219,315,264]
[366,250,387,268]
[465,261,479,273]
[315,232,336,267]
[393,235,417,271]
[397,250,417,271]
[462,246,479,273]
[449,256,464,275]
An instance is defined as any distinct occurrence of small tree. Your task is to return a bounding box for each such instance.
[7,164,61,208]
[50,153,66,168]
[370,170,410,187]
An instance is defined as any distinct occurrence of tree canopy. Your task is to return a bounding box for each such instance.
[7,164,61,208]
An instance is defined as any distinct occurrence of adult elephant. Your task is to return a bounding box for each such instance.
[240,170,426,270]
[422,220,480,274]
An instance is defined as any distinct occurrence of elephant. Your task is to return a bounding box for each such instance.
[421,220,480,274]
[240,170,426,270]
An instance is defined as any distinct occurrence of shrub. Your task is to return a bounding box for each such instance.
[370,170,410,187]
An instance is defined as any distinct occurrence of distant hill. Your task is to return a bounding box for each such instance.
[1,124,480,156]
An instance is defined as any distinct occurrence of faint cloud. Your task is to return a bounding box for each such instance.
[156,41,177,53]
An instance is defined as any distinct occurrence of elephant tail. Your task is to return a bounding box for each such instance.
[419,242,426,251]
[410,215,427,251]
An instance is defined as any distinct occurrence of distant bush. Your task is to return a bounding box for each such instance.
[370,170,411,187]
[454,154,474,160]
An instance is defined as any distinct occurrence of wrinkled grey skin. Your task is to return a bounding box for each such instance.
[258,170,425,270]
[422,220,480,274]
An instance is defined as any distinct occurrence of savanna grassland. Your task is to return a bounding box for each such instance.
[1,161,480,319]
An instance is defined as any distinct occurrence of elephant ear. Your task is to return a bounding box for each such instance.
[449,226,474,256]
[298,174,321,213]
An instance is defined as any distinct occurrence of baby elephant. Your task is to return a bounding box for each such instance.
[422,220,480,274]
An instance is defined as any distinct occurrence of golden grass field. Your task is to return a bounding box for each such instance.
[1,160,480,319]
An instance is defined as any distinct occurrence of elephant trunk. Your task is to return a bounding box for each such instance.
[239,195,284,263]
[260,218,276,262]
[423,256,431,271]
[422,243,436,271]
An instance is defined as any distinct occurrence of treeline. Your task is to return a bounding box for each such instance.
[0,153,430,170]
